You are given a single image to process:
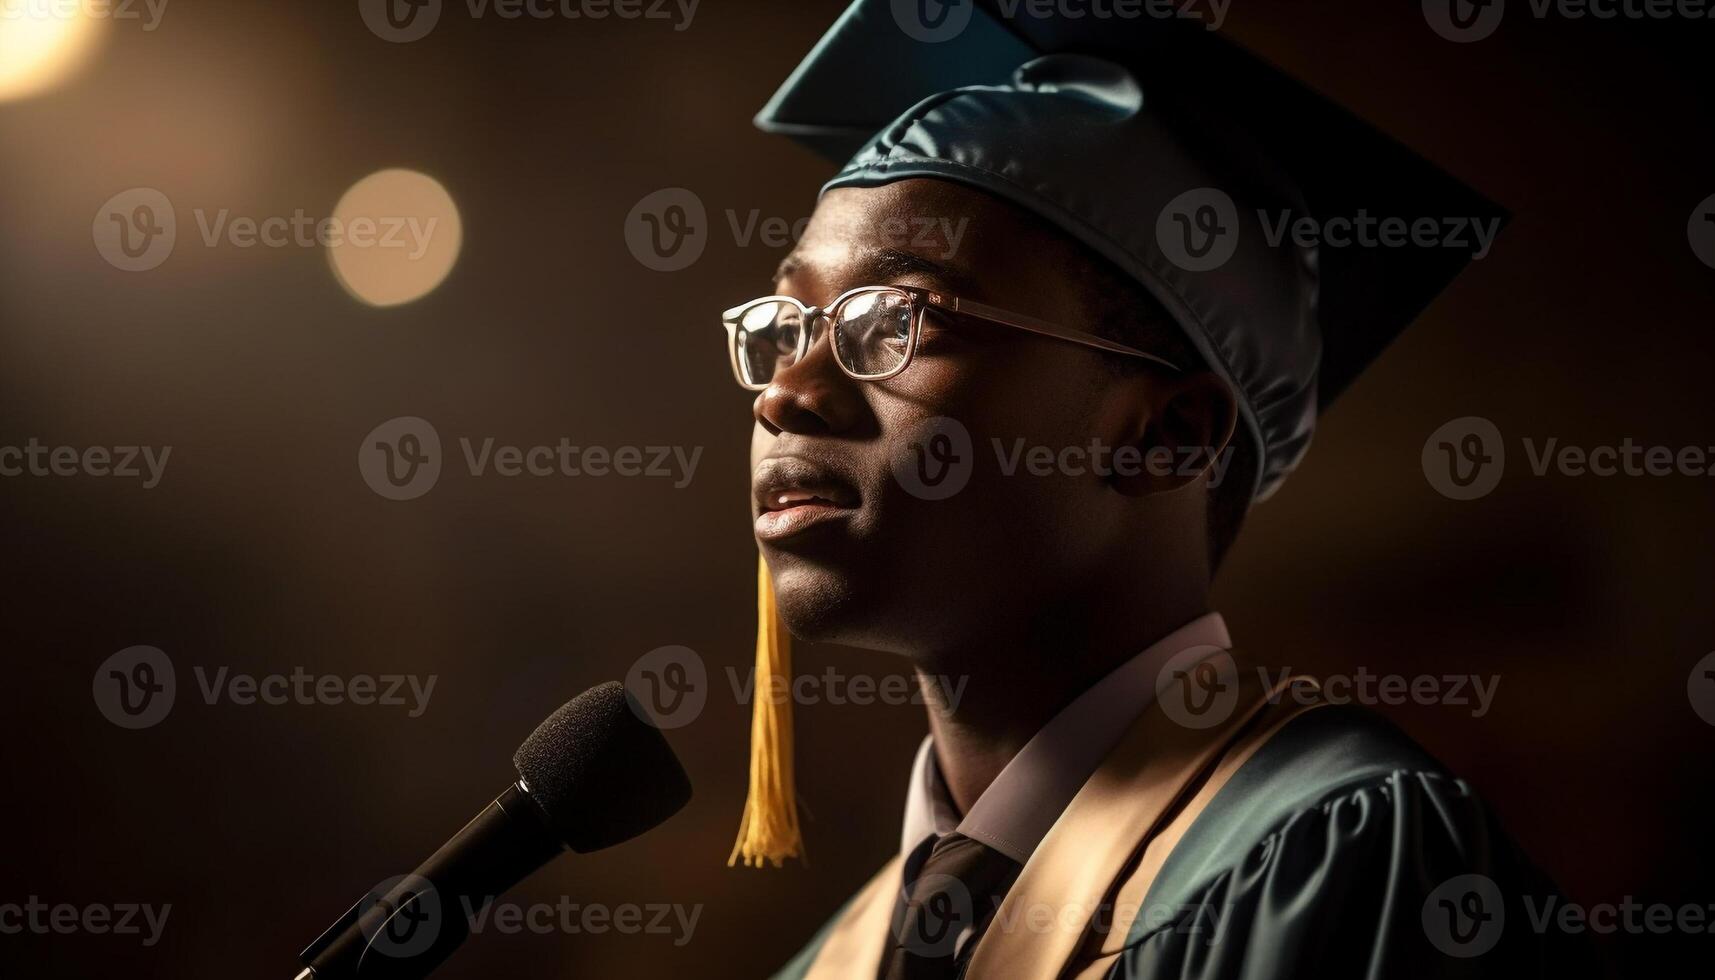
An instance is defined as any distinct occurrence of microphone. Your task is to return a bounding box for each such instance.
[294,681,692,979]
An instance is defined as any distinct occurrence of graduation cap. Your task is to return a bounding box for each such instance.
[728,0,1506,868]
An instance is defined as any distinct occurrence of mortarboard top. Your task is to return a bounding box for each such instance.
[754,0,1507,500]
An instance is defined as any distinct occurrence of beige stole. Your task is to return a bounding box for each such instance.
[803,651,1326,980]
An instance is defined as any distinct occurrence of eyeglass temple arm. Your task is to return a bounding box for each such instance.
[931,293,1182,372]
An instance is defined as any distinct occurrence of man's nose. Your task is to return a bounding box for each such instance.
[753,323,864,437]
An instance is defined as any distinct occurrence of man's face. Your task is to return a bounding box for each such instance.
[748,179,1161,655]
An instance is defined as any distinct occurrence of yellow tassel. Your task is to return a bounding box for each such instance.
[728,553,803,868]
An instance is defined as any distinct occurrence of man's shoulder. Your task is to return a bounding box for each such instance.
[1109,703,1598,976]
[1144,701,1455,910]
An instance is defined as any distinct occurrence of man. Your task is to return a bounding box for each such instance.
[720,2,1591,977]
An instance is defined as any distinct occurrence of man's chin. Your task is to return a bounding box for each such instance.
[766,556,888,649]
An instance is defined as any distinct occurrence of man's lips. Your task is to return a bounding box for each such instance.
[752,456,860,542]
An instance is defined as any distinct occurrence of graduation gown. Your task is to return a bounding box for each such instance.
[772,656,1592,979]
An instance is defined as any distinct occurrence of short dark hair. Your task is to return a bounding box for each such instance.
[1067,249,1256,571]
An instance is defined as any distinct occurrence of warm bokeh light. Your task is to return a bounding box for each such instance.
[0,0,104,102]
[326,168,462,307]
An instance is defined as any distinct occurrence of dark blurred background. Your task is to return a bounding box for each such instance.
[1,0,1712,977]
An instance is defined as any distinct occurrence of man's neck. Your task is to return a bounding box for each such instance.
[913,589,1212,816]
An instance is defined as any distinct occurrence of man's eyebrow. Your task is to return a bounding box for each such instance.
[772,245,978,292]
[771,253,803,287]
[861,246,978,293]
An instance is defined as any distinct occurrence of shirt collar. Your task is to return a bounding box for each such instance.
[898,612,1231,864]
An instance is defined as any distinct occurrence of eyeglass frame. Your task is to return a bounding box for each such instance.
[720,284,1181,391]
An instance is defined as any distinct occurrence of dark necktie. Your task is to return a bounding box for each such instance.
[879,832,1023,980]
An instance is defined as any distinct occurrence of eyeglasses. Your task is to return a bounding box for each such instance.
[720,284,1180,391]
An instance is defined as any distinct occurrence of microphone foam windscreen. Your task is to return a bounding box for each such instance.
[512,681,693,853]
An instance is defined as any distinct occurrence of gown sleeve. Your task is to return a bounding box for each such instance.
[1109,769,1597,979]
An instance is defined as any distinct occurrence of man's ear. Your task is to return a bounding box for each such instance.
[1111,370,1238,497]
